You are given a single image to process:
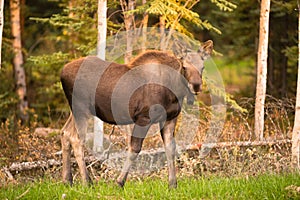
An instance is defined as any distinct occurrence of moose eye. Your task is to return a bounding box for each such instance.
[186,55,192,61]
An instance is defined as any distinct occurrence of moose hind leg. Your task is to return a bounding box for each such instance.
[160,119,177,188]
[61,114,75,185]
[61,131,73,184]
[117,124,149,187]
[70,115,91,184]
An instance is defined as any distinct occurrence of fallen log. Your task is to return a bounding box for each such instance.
[7,159,62,172]
[189,139,292,150]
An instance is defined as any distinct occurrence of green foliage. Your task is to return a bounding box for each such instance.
[26,52,71,125]
[30,0,100,56]
[134,0,237,36]
[206,0,298,98]
[0,92,18,122]
[207,0,260,59]
[210,0,237,11]
[28,51,70,66]
[203,78,248,113]
[284,45,298,68]
[3,0,296,126]
[0,66,18,123]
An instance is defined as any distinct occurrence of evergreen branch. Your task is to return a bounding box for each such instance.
[210,0,237,12]
[165,19,194,37]
[147,0,178,16]
[204,78,247,113]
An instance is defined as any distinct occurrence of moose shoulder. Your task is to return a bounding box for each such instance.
[60,40,213,188]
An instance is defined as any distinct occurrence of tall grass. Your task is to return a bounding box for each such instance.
[1,173,300,200]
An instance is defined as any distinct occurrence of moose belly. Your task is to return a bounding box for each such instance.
[94,83,182,126]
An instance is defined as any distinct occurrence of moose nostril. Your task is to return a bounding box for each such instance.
[193,84,201,92]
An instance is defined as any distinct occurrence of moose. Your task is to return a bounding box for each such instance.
[60,40,213,188]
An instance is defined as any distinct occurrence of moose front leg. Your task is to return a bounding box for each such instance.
[160,118,177,188]
[117,124,149,187]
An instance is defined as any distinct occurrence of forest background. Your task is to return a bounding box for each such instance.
[0,0,298,167]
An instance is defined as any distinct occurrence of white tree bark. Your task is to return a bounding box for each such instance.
[93,0,107,153]
[0,0,4,68]
[254,0,270,141]
[291,1,300,170]
[97,0,106,59]
[10,0,28,121]
[120,0,135,63]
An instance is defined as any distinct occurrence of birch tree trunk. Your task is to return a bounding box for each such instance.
[291,1,300,170]
[0,0,4,68]
[10,0,28,121]
[254,0,270,141]
[93,0,107,153]
[120,0,135,63]
[97,0,106,59]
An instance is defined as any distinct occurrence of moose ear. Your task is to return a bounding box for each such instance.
[198,40,213,59]
[172,39,187,59]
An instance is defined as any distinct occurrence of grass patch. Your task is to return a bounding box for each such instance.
[1,173,300,199]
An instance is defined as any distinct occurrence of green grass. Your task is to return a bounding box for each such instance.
[1,173,300,200]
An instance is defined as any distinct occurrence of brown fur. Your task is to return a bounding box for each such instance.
[60,40,213,188]
[129,50,182,70]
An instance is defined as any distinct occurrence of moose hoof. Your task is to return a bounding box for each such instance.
[62,177,73,186]
[169,181,177,189]
[63,180,73,186]
[81,176,93,186]
[116,180,125,188]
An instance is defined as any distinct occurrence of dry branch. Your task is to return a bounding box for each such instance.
[7,159,61,172]
[2,167,15,181]
[189,139,291,150]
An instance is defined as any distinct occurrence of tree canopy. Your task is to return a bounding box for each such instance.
[0,0,298,126]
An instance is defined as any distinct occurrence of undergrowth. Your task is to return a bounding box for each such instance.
[0,97,296,187]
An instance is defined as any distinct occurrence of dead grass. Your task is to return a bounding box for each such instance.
[0,96,296,186]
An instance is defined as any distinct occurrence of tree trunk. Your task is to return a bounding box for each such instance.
[97,0,106,59]
[10,0,28,121]
[93,0,107,153]
[68,0,75,53]
[141,0,148,52]
[120,0,135,63]
[160,16,166,50]
[254,0,270,141]
[0,0,4,68]
[291,1,300,170]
